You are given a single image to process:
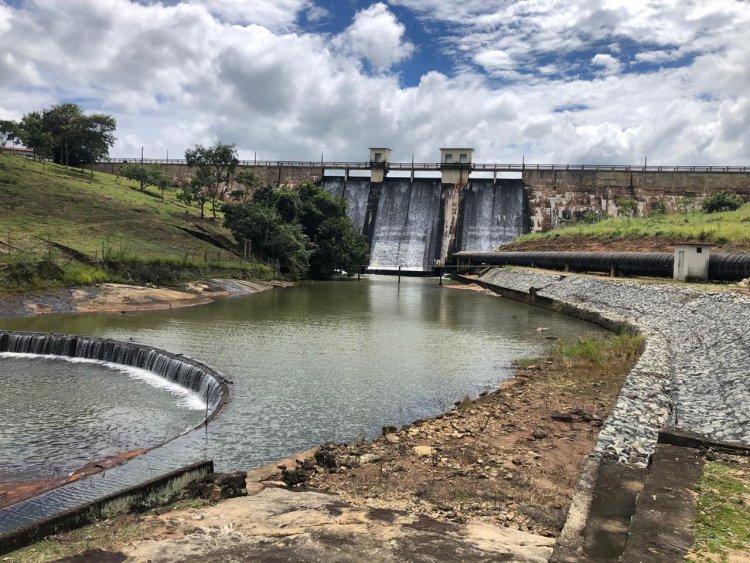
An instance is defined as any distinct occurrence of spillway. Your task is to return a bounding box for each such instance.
[368,179,442,272]
[322,177,372,234]
[322,176,528,270]
[458,180,525,251]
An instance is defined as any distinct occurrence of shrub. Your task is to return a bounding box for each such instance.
[702,191,744,213]
[650,200,667,216]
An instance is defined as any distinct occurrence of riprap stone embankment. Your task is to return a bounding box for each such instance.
[477,268,750,467]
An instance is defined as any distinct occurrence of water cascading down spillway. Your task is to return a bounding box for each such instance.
[322,177,372,235]
[368,179,442,272]
[458,179,525,251]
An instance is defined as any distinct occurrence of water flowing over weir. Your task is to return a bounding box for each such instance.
[458,180,525,251]
[322,177,372,235]
[0,331,227,414]
[0,330,230,539]
[322,175,527,271]
[369,179,442,271]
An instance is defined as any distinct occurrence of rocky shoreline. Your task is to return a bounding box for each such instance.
[477,268,750,463]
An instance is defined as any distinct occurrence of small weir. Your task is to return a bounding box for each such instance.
[0,331,227,413]
[0,331,230,539]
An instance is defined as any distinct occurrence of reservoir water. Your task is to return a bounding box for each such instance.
[0,277,603,479]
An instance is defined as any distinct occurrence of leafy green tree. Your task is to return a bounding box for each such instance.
[41,103,85,166]
[677,196,695,222]
[0,120,19,150]
[309,216,369,278]
[701,191,744,213]
[222,202,310,278]
[231,169,261,203]
[120,163,169,193]
[17,104,115,168]
[187,167,214,219]
[297,181,347,239]
[74,113,116,176]
[185,142,239,220]
[18,112,54,166]
[222,181,368,279]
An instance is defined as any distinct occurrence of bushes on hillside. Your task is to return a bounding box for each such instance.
[222,182,369,280]
[702,191,745,213]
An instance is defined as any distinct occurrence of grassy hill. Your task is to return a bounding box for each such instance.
[0,153,272,289]
[505,204,750,253]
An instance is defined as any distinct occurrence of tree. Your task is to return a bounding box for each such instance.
[677,196,695,223]
[120,163,169,193]
[74,113,116,176]
[309,216,369,278]
[616,197,638,226]
[18,112,54,166]
[701,191,744,213]
[185,167,213,219]
[17,104,116,168]
[230,169,261,203]
[185,142,239,220]
[222,201,310,278]
[41,103,85,166]
[0,120,19,150]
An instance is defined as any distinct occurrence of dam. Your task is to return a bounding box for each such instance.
[94,147,750,272]
[322,175,526,272]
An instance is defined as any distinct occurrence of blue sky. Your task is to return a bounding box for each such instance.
[0,0,748,164]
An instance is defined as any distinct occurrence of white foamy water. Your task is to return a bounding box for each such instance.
[0,352,206,411]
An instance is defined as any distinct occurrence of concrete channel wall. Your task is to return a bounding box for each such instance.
[0,461,214,555]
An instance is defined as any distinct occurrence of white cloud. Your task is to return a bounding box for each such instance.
[334,3,415,71]
[305,4,330,23]
[591,53,622,74]
[0,0,748,166]
[188,0,311,29]
[473,49,514,72]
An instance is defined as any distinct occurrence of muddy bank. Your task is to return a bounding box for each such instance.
[0,278,283,319]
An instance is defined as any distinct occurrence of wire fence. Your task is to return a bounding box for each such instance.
[0,231,276,274]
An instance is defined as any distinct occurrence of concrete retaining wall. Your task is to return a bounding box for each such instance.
[523,169,750,231]
[0,461,213,555]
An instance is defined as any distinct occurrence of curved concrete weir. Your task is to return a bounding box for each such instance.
[0,330,230,537]
[0,331,230,419]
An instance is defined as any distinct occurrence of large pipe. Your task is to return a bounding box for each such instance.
[454,251,750,281]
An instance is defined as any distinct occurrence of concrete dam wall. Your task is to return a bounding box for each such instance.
[94,159,750,257]
[323,177,527,272]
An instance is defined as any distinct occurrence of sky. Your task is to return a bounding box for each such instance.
[0,0,748,164]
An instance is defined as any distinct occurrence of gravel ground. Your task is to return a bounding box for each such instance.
[479,269,750,467]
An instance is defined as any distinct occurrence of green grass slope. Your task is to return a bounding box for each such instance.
[508,205,750,253]
[0,153,272,288]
